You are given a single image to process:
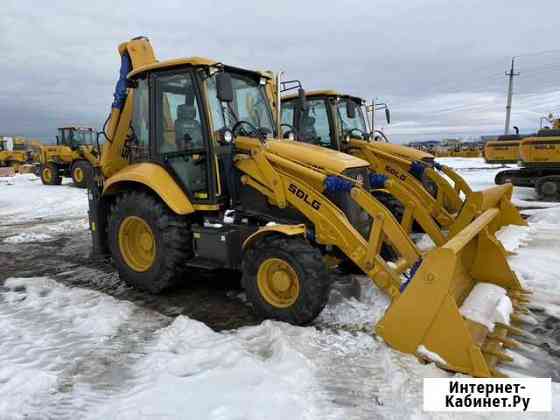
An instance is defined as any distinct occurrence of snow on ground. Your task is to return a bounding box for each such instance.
[0,173,88,239]
[2,162,560,419]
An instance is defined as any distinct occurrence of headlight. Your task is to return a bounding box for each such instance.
[287,132,295,140]
[344,134,351,143]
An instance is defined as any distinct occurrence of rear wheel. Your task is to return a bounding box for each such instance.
[107,191,192,293]
[40,163,62,185]
[71,160,92,188]
[242,235,331,325]
[536,176,560,201]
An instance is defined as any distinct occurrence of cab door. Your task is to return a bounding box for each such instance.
[152,70,215,203]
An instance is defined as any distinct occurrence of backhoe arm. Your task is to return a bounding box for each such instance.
[98,37,157,179]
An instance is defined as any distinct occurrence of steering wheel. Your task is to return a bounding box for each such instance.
[280,123,297,139]
[346,128,368,140]
[232,120,259,137]
[373,129,389,143]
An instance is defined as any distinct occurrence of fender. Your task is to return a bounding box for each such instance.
[242,224,306,250]
[103,162,194,215]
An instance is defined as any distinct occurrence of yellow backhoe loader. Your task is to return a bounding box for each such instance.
[38,126,98,187]
[279,89,525,242]
[495,117,560,200]
[88,37,532,378]
[0,136,34,171]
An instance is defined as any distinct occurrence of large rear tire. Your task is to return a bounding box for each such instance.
[40,163,62,185]
[107,191,192,293]
[242,235,331,325]
[71,160,92,188]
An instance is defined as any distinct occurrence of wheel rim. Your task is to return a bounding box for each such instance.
[118,216,156,272]
[43,167,52,183]
[74,167,84,183]
[542,181,558,196]
[257,257,300,308]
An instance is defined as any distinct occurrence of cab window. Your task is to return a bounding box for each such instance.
[298,98,332,147]
[155,71,208,199]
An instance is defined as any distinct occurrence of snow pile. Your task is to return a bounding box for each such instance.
[416,345,447,365]
[316,276,390,328]
[3,232,54,244]
[459,283,513,331]
[90,318,319,420]
[496,224,534,252]
[3,277,134,336]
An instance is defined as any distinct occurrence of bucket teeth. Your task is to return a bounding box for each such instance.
[509,289,532,299]
[489,367,509,378]
[483,348,514,363]
[513,305,529,315]
[496,323,526,337]
[488,334,521,350]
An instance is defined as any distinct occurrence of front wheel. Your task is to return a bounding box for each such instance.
[40,163,62,185]
[242,235,331,325]
[71,160,92,188]
[107,191,193,293]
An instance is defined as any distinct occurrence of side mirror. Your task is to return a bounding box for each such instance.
[385,108,391,124]
[297,88,307,110]
[346,100,356,119]
[216,72,234,102]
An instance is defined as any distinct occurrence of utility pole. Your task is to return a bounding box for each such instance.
[504,57,520,135]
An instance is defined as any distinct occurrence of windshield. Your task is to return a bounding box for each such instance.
[60,128,94,146]
[207,71,275,137]
[336,100,368,138]
[72,130,94,145]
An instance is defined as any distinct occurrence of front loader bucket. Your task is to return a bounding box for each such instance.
[376,208,531,377]
[449,183,526,237]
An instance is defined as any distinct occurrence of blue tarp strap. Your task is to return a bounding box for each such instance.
[409,160,425,179]
[369,173,388,189]
[324,176,354,193]
[111,53,132,110]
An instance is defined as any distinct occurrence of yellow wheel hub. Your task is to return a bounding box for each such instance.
[74,167,84,183]
[118,216,156,272]
[43,167,52,183]
[257,258,300,308]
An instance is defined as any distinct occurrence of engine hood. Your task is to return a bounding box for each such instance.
[362,141,434,162]
[265,140,369,173]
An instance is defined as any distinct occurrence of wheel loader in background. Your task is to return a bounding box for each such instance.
[495,116,560,200]
[88,37,532,378]
[279,88,526,242]
[38,126,98,187]
[0,136,34,171]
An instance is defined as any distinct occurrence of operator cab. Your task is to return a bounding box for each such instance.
[128,59,276,206]
[57,127,95,149]
[281,90,370,151]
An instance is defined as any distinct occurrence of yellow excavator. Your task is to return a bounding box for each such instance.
[279,88,525,241]
[38,126,98,187]
[0,136,34,170]
[484,127,524,164]
[88,37,532,377]
[495,116,560,200]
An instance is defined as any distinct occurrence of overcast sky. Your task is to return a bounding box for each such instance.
[2,0,560,143]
